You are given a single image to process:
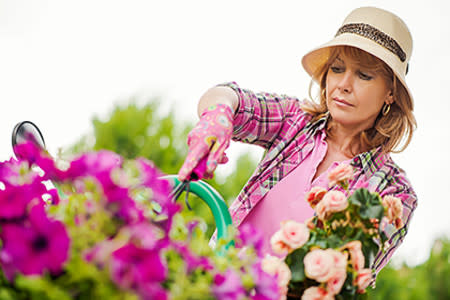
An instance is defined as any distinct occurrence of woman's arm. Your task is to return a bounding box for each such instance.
[197,86,239,117]
[219,82,306,149]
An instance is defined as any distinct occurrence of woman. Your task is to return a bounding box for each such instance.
[178,6,417,285]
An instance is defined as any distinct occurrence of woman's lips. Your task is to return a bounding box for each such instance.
[333,97,353,106]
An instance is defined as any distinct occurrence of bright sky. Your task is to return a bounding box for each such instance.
[1,0,449,266]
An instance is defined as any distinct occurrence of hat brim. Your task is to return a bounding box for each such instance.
[301,33,413,106]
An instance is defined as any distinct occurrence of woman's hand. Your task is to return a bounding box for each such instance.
[178,103,234,181]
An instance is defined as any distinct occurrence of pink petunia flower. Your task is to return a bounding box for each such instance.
[13,142,65,181]
[111,243,167,289]
[104,185,146,225]
[0,159,40,186]
[136,282,168,300]
[212,269,246,300]
[0,204,70,280]
[236,223,265,256]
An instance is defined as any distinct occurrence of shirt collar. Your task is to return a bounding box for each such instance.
[351,146,389,178]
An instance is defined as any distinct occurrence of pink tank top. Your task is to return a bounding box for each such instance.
[239,131,348,256]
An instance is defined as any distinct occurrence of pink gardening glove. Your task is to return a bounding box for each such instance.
[178,103,234,181]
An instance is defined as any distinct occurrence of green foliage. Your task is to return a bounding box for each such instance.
[286,248,307,283]
[367,237,450,300]
[92,102,191,175]
[348,189,384,221]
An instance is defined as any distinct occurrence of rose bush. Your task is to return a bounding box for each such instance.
[0,142,280,300]
[264,163,404,299]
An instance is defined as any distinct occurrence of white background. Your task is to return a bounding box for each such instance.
[1,0,449,266]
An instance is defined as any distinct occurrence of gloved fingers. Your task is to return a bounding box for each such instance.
[178,143,210,181]
[217,152,229,164]
[205,139,230,175]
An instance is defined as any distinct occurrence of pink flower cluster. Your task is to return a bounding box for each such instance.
[0,157,69,280]
[1,142,282,300]
[301,241,372,298]
[269,162,398,299]
[1,142,177,299]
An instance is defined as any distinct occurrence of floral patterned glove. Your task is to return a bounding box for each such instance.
[178,104,234,181]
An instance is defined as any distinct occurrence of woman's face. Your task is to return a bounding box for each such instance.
[325,55,392,131]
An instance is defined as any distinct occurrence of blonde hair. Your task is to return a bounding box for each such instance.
[301,46,416,154]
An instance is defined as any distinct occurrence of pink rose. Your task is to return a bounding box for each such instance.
[327,268,347,295]
[305,187,327,208]
[305,217,316,230]
[382,195,403,223]
[276,262,292,287]
[354,268,372,293]
[280,220,310,249]
[315,191,348,220]
[270,231,291,255]
[301,286,334,300]
[326,249,348,271]
[328,163,353,187]
[344,241,365,271]
[322,191,348,213]
[261,255,292,293]
[344,241,361,252]
[304,249,335,282]
[350,248,365,271]
[315,200,329,220]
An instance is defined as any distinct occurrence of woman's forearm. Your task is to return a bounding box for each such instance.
[197,86,239,117]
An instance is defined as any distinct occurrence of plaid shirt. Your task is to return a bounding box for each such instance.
[222,81,417,284]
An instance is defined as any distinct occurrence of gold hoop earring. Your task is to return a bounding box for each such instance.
[382,103,391,116]
[321,89,327,100]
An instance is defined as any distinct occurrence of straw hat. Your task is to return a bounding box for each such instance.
[301,6,413,104]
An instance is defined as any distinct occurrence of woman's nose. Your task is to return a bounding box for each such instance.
[337,71,353,93]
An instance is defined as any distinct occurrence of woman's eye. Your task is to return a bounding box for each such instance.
[358,71,373,80]
[330,66,344,73]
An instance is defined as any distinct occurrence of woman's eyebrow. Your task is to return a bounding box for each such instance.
[332,57,345,64]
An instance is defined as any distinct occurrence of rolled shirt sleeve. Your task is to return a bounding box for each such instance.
[218,82,305,149]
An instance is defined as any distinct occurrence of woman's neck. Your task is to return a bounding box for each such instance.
[327,121,368,157]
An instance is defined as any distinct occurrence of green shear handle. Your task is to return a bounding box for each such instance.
[163,175,234,249]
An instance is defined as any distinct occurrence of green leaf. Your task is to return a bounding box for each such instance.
[338,271,357,299]
[349,189,384,220]
[359,204,384,220]
[286,248,307,282]
[327,234,345,248]
[360,237,380,267]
